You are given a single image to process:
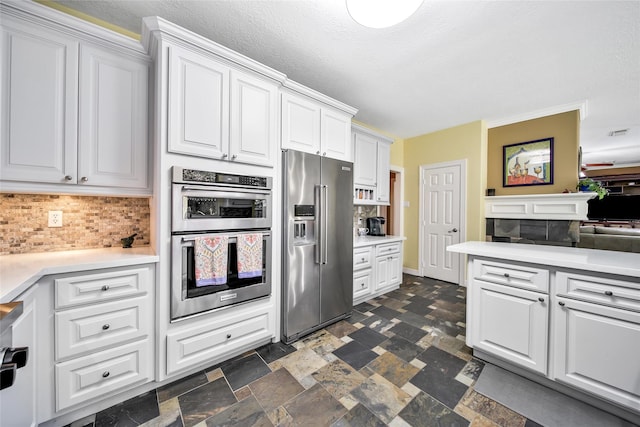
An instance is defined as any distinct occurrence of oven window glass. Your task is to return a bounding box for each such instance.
[184,241,267,298]
[184,196,266,219]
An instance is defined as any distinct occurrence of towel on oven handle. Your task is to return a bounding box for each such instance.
[195,235,229,286]
[237,233,263,279]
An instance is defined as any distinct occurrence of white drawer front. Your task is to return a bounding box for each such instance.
[56,266,151,309]
[55,339,151,411]
[556,272,640,312]
[353,269,372,301]
[353,247,373,270]
[473,259,549,293]
[55,296,150,360]
[167,309,271,375]
[376,242,400,257]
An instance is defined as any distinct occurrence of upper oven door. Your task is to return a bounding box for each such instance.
[172,184,271,233]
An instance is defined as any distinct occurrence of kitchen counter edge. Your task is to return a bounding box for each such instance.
[354,235,406,248]
[0,246,159,303]
[447,241,640,278]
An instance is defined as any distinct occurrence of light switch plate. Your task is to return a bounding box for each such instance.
[48,210,62,227]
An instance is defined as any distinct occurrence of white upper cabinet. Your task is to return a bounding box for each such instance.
[352,124,394,204]
[78,45,149,189]
[281,90,355,162]
[0,3,150,195]
[168,44,229,160]
[230,69,279,167]
[1,24,78,184]
[167,44,278,167]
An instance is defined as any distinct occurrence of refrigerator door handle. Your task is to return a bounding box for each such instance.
[315,185,321,265]
[321,184,328,265]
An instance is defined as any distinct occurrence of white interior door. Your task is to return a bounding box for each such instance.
[419,161,465,284]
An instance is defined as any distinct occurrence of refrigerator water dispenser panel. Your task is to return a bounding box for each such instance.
[294,205,315,218]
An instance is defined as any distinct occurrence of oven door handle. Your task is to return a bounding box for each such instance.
[180,186,270,196]
[180,231,271,244]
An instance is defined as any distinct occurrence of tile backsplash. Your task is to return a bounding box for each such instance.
[0,194,150,255]
[353,205,378,231]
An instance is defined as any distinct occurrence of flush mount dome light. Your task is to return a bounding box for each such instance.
[346,0,423,28]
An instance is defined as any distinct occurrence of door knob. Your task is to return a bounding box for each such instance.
[448,228,458,233]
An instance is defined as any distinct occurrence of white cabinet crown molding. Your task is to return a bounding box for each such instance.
[351,123,394,145]
[282,80,358,116]
[1,0,148,60]
[485,193,597,220]
[141,16,285,85]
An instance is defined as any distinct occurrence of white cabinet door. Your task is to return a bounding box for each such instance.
[230,70,278,167]
[168,44,229,159]
[376,141,391,203]
[388,253,402,286]
[554,297,640,411]
[281,92,321,155]
[353,268,373,304]
[321,107,352,162]
[0,287,38,427]
[375,255,390,291]
[78,44,148,188]
[472,280,548,375]
[0,25,78,184]
[353,132,377,186]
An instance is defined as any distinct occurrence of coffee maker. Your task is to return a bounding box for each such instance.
[366,216,386,236]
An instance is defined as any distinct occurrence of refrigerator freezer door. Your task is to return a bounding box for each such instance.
[282,150,321,340]
[320,156,353,323]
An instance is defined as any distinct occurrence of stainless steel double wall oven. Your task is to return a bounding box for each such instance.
[171,167,272,320]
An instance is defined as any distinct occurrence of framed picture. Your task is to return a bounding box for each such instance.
[503,137,554,187]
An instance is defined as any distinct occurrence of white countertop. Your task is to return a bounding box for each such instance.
[354,235,406,248]
[0,246,159,303]
[447,241,640,277]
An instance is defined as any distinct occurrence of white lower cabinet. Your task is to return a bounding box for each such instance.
[472,280,548,375]
[353,239,403,305]
[166,303,273,376]
[554,297,640,410]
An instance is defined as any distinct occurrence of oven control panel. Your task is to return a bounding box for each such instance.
[173,167,271,189]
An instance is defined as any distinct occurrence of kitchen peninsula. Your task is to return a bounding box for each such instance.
[448,241,640,424]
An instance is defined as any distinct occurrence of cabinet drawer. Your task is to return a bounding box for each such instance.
[376,242,401,257]
[167,308,272,376]
[55,266,151,309]
[55,339,151,411]
[473,259,549,293]
[556,272,640,312]
[353,268,372,301]
[353,246,373,270]
[55,296,150,360]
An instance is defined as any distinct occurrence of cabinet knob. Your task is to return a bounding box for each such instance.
[361,257,365,262]
[538,297,544,303]
[222,153,228,159]
[101,285,110,291]
[102,371,110,378]
[316,151,320,155]
[226,334,231,339]
[323,152,326,156]
[604,290,613,296]
[503,273,510,278]
[102,324,110,330]
[80,176,88,182]
[64,175,73,181]
[231,154,237,160]
[360,283,365,288]
[558,301,565,306]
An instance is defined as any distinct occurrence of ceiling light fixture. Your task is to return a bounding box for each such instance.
[346,0,423,29]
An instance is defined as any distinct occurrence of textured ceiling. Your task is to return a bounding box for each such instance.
[52,0,640,167]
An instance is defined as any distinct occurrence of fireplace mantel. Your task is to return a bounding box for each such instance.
[485,193,597,220]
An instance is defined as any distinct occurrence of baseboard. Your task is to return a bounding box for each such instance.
[403,267,419,276]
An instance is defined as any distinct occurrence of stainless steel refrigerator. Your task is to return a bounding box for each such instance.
[282,149,353,344]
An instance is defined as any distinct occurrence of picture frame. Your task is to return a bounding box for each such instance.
[503,137,554,187]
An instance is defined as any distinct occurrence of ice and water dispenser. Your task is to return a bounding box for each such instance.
[293,205,315,243]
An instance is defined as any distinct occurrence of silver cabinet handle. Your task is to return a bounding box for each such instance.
[604,290,613,296]
[64,175,73,181]
[222,153,228,159]
[102,324,110,330]
[503,273,510,278]
[102,371,110,378]
[80,177,88,182]
[226,334,231,339]
[101,285,110,291]
[360,283,365,288]
[231,154,237,160]
[559,301,565,306]
[316,151,320,155]
[323,152,326,156]
[538,297,544,302]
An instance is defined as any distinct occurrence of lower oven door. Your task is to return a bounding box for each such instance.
[171,231,271,321]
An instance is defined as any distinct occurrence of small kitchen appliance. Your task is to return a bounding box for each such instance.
[366,216,386,236]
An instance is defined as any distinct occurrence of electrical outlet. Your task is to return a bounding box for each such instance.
[48,210,63,227]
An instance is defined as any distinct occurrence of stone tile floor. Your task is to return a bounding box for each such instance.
[71,275,546,427]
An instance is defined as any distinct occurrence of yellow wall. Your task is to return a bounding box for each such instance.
[487,111,580,195]
[403,120,487,271]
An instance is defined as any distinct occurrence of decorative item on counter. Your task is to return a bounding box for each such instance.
[577,177,608,199]
[120,233,137,248]
[358,227,369,236]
